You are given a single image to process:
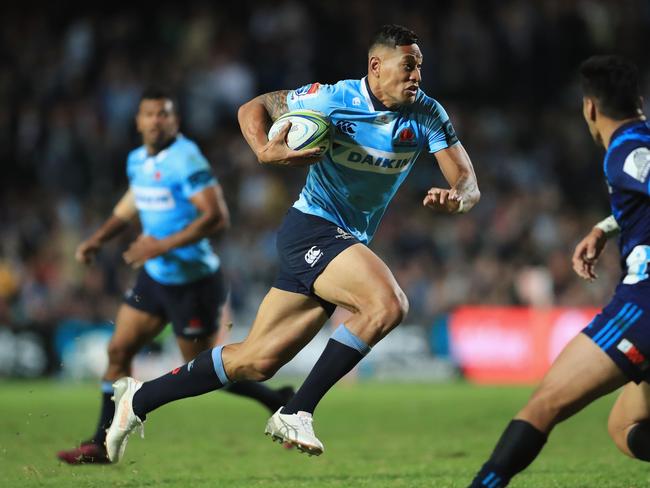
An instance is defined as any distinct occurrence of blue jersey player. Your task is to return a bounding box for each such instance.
[104,25,480,462]
[469,56,650,487]
[58,88,294,465]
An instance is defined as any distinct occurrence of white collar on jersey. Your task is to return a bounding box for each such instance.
[360,77,375,111]
[360,77,394,113]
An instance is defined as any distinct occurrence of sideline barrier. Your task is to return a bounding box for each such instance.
[0,324,58,377]
[448,306,600,384]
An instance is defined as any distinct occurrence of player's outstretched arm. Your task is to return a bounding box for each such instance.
[75,189,137,265]
[571,215,618,281]
[237,91,322,167]
[423,143,480,214]
[122,185,229,268]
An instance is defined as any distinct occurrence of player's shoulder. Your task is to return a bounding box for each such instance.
[289,79,361,106]
[127,145,147,164]
[402,89,452,134]
[606,122,650,181]
[171,134,202,155]
[409,89,447,118]
[607,122,650,162]
[168,135,208,165]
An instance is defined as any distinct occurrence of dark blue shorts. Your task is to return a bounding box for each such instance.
[124,268,227,339]
[583,283,650,383]
[273,208,361,316]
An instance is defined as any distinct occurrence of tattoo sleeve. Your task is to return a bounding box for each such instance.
[455,172,481,212]
[262,90,290,121]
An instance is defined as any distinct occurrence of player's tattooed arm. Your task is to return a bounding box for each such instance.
[261,90,290,121]
[453,171,480,211]
[238,92,283,157]
[238,91,321,167]
[424,143,480,214]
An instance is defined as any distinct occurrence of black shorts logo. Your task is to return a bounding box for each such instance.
[335,227,354,240]
[304,246,323,267]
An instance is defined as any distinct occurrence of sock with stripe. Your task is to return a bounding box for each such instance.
[132,346,229,419]
[628,421,650,461]
[90,381,115,445]
[281,324,370,415]
[225,381,292,412]
[468,420,547,488]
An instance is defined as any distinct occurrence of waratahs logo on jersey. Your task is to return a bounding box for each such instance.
[290,83,321,100]
[394,127,418,147]
[330,140,416,174]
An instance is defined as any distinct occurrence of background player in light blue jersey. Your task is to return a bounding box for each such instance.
[58,88,293,464]
[104,25,480,462]
[469,56,650,487]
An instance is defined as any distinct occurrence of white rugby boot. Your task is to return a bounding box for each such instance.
[264,408,324,456]
[105,377,144,463]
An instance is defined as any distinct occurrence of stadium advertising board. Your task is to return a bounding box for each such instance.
[449,307,600,384]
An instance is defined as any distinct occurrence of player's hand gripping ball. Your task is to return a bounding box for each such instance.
[268,110,331,155]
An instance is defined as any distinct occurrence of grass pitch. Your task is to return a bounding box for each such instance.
[2,380,649,487]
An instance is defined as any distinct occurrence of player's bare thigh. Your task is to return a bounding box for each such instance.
[516,333,628,433]
[223,288,329,381]
[313,243,408,346]
[608,382,650,456]
[105,304,167,378]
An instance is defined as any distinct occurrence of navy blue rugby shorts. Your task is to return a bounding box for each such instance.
[273,208,361,316]
[582,282,650,383]
[124,268,227,339]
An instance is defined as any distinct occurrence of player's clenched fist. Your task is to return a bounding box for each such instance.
[123,234,166,269]
[422,187,462,213]
[572,227,608,281]
[75,239,101,265]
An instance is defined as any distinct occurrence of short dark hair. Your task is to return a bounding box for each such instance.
[369,24,418,51]
[140,86,177,111]
[579,55,643,120]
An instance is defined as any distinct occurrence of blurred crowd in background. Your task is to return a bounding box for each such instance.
[1,0,649,330]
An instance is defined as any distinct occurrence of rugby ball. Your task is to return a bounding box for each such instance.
[267,110,331,155]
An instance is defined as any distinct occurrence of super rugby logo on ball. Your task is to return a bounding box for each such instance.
[268,109,331,155]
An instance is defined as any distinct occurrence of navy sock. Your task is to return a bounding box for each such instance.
[90,381,115,445]
[225,381,293,412]
[469,420,547,488]
[281,324,370,415]
[627,421,650,461]
[132,346,229,419]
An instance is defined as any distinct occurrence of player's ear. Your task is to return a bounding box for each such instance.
[583,97,597,122]
[369,55,381,78]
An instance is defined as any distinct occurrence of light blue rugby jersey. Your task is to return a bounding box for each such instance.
[127,134,220,285]
[287,78,459,243]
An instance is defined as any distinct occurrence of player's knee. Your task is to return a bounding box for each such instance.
[359,290,408,344]
[376,289,409,328]
[396,289,409,321]
[607,416,630,456]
